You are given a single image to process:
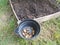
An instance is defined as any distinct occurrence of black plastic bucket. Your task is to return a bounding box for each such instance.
[15,19,40,40]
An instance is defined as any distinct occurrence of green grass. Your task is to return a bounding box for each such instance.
[0,0,60,45]
[41,18,60,45]
[56,0,60,4]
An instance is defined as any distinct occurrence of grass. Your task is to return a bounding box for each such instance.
[0,0,60,45]
[56,0,60,4]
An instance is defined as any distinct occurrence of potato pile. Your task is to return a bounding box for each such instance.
[22,27,35,38]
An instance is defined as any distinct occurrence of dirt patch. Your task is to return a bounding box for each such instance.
[11,0,59,20]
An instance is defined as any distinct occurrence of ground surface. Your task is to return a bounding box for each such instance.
[0,0,60,45]
[11,0,59,20]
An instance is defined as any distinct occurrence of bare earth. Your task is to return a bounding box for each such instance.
[11,0,59,20]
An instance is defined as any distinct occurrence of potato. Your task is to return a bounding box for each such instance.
[22,27,35,38]
[29,34,32,38]
[23,29,27,33]
[25,34,29,38]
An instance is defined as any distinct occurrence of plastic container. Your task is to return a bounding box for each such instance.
[15,19,40,40]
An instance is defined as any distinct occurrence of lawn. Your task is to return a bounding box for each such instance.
[0,0,60,45]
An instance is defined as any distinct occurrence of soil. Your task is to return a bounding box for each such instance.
[11,0,60,20]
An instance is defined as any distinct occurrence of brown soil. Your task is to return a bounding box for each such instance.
[11,0,59,20]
